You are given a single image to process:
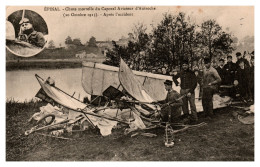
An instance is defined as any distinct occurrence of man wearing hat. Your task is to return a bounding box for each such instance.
[235,52,249,68]
[249,55,254,101]
[18,18,45,48]
[193,66,203,100]
[223,55,237,86]
[172,59,198,123]
[202,57,221,119]
[234,60,251,102]
[216,58,226,85]
[159,80,183,123]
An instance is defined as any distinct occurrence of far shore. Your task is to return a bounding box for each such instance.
[6,58,106,71]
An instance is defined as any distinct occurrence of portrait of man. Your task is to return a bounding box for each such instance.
[6,9,48,57]
[18,18,45,48]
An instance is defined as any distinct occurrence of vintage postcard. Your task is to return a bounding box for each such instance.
[6,6,254,161]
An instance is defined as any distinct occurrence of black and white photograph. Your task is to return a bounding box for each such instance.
[5,5,255,162]
[6,8,48,57]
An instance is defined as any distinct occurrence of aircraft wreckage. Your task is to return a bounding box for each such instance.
[26,58,241,146]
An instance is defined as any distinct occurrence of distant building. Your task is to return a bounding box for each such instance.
[95,35,134,51]
[96,41,113,49]
[65,44,77,49]
[75,51,99,59]
[75,51,86,58]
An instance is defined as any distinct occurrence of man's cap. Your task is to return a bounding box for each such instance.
[182,59,189,65]
[227,55,232,59]
[238,59,245,64]
[219,58,224,62]
[193,66,199,71]
[204,57,211,64]
[19,18,30,25]
[171,68,178,72]
[236,52,242,57]
[164,80,173,85]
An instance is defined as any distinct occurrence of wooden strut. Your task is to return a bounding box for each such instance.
[78,108,131,125]
[129,122,207,135]
[34,74,133,133]
[26,115,85,136]
[171,122,207,134]
[81,112,96,129]
[25,119,70,135]
[35,74,84,103]
[119,93,187,107]
[160,93,187,110]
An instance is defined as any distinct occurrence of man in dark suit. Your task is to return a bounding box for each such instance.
[248,56,254,102]
[172,59,198,123]
[216,58,226,85]
[224,55,237,85]
[234,60,251,102]
[235,52,249,68]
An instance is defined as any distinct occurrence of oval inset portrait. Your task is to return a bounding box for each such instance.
[6,9,48,57]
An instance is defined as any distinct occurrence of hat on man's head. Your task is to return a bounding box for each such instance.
[236,52,242,57]
[19,18,30,25]
[238,59,245,64]
[171,68,178,72]
[182,59,189,65]
[204,57,211,64]
[219,58,224,62]
[227,55,232,59]
[193,65,199,71]
[164,80,172,85]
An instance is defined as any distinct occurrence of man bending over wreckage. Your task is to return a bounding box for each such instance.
[157,80,183,123]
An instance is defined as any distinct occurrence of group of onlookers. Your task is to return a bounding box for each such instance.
[215,52,254,102]
[159,51,254,124]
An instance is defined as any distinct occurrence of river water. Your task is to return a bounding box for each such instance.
[6,68,228,112]
[6,68,90,102]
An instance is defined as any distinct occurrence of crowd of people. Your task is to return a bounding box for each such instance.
[157,52,254,124]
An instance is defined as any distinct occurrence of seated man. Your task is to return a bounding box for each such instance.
[159,80,183,123]
[18,18,46,48]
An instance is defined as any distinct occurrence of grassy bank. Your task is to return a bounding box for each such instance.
[6,58,105,71]
[6,100,254,161]
[6,61,82,71]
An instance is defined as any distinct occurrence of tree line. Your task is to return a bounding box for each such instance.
[104,12,235,72]
[48,36,98,49]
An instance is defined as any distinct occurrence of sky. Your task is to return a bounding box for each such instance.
[6,6,254,46]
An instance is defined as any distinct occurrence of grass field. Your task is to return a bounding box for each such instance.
[6,100,254,161]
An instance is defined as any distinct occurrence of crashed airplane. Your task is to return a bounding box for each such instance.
[26,58,232,139]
